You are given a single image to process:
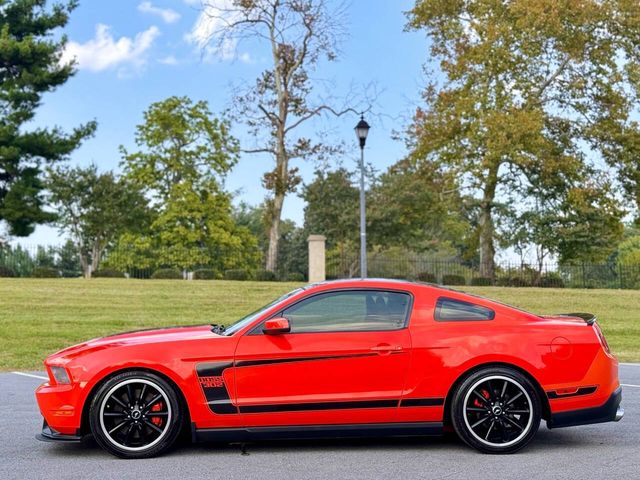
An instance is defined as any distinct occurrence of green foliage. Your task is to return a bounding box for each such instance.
[193,269,220,280]
[284,272,305,282]
[115,97,260,274]
[416,272,436,283]
[496,276,531,288]
[151,268,182,280]
[442,274,466,286]
[301,168,359,249]
[47,165,150,277]
[92,269,124,278]
[31,267,59,278]
[0,0,96,236]
[0,265,16,277]
[224,269,249,281]
[255,269,277,282]
[407,0,635,275]
[540,272,564,288]
[471,277,493,286]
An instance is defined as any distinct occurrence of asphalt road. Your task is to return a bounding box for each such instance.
[1,366,639,480]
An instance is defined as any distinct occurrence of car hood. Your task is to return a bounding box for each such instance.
[47,324,217,363]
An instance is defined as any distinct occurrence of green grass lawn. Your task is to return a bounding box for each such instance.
[0,279,638,370]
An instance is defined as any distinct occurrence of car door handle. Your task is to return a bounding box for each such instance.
[370,344,403,353]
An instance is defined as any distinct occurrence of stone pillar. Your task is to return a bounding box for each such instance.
[307,235,326,283]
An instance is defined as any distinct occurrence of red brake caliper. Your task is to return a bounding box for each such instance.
[151,402,163,426]
[474,389,490,408]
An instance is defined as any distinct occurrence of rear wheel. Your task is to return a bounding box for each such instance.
[451,367,541,453]
[89,370,183,458]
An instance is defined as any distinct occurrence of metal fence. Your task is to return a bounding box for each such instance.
[2,244,640,288]
[327,253,640,289]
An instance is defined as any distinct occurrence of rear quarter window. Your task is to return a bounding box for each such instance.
[435,297,495,322]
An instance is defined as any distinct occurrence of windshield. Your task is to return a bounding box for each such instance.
[223,288,304,336]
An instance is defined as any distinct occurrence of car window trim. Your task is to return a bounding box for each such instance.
[434,296,495,322]
[247,287,415,336]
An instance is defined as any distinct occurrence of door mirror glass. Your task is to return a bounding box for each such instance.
[263,317,291,335]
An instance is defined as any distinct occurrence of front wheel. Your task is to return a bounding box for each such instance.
[451,367,541,454]
[89,370,183,458]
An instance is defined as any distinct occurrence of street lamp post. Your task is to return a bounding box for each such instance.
[354,115,370,279]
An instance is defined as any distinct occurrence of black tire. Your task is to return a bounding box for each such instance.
[89,370,183,459]
[451,367,541,454]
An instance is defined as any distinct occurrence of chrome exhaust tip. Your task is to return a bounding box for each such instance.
[615,405,624,422]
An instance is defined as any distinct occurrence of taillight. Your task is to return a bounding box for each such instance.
[593,322,611,354]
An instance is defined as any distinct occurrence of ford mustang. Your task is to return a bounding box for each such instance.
[35,279,623,458]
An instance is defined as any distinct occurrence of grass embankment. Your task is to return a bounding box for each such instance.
[0,279,638,370]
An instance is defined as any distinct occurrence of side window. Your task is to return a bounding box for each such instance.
[434,297,495,322]
[280,290,411,333]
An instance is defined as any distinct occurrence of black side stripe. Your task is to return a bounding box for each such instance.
[240,399,399,414]
[547,386,597,399]
[400,398,444,407]
[235,352,385,368]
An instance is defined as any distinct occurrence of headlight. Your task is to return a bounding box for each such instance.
[50,366,71,385]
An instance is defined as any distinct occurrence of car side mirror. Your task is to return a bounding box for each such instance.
[263,317,291,335]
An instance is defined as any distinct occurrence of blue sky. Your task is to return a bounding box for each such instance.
[22,0,430,245]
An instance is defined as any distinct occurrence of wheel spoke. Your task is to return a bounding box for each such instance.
[143,394,162,412]
[123,423,134,446]
[485,420,496,440]
[103,412,126,417]
[126,384,134,405]
[108,420,129,435]
[138,384,147,403]
[110,394,128,410]
[472,390,489,405]
[506,391,523,405]
[507,409,530,414]
[471,415,491,429]
[504,415,524,431]
[466,407,487,412]
[147,411,168,416]
[501,380,508,400]
[144,419,163,434]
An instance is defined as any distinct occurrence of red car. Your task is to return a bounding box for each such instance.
[36,279,623,458]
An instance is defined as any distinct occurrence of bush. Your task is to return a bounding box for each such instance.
[285,272,305,282]
[471,276,493,286]
[540,272,565,288]
[93,268,124,278]
[442,274,466,286]
[151,268,183,280]
[61,270,82,278]
[193,269,220,280]
[255,269,277,281]
[416,271,436,283]
[0,266,16,277]
[31,267,59,278]
[496,275,531,287]
[224,269,249,281]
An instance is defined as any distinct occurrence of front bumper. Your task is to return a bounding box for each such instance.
[547,386,623,429]
[36,419,82,443]
[35,381,83,436]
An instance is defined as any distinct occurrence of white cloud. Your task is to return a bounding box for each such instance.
[185,0,252,63]
[138,1,181,24]
[158,54,179,65]
[61,24,161,73]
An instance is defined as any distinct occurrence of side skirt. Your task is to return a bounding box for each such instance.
[193,422,444,443]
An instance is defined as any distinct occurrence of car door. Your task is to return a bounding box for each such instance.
[233,288,413,427]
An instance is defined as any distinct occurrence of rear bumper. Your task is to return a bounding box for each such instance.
[547,386,623,429]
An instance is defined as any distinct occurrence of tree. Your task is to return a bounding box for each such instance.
[198,0,353,272]
[0,0,96,236]
[120,97,260,273]
[407,0,639,277]
[47,165,150,277]
[301,168,359,249]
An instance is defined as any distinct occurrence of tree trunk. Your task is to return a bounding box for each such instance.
[80,252,90,279]
[478,164,499,279]
[266,192,284,272]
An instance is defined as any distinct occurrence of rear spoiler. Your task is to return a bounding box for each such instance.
[558,312,597,325]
